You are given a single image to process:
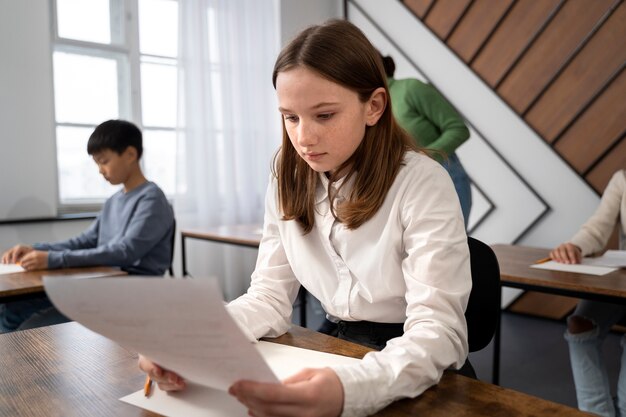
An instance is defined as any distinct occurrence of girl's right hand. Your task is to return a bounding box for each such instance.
[138,355,186,391]
[549,243,582,264]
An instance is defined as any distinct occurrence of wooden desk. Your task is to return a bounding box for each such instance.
[491,244,626,385]
[493,244,626,304]
[181,225,309,327]
[0,267,127,303]
[0,322,590,417]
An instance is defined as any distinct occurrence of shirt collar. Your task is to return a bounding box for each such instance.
[315,172,354,205]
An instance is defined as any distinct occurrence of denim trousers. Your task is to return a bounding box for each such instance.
[441,153,472,228]
[0,296,69,333]
[565,300,626,417]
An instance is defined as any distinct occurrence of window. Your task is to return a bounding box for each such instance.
[52,0,179,209]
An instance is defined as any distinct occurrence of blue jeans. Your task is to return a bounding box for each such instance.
[565,300,626,416]
[0,297,69,333]
[441,153,472,228]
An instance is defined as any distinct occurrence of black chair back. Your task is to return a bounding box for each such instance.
[168,218,176,276]
[466,237,501,352]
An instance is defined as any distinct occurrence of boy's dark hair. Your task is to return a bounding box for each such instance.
[87,119,143,159]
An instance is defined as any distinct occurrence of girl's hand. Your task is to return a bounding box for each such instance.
[138,355,186,391]
[229,367,344,417]
[550,243,582,264]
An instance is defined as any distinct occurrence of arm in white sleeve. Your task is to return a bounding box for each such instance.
[226,179,301,342]
[570,170,625,256]
[332,162,472,417]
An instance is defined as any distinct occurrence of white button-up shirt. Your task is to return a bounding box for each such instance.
[227,151,471,417]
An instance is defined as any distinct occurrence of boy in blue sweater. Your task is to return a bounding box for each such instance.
[0,120,174,332]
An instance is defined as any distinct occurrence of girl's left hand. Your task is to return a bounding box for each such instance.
[229,367,344,417]
[19,250,48,270]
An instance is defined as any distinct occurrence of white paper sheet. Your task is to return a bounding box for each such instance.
[582,250,626,268]
[530,260,617,276]
[0,263,25,275]
[120,341,361,417]
[43,276,278,391]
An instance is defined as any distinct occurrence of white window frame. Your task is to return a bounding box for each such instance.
[51,0,177,213]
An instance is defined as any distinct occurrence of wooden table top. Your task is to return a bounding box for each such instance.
[492,244,626,301]
[181,224,263,248]
[0,266,127,301]
[0,322,590,417]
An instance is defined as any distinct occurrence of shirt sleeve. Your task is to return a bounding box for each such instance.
[570,170,626,256]
[44,192,172,270]
[331,161,471,417]
[33,217,100,252]
[226,178,301,342]
[408,80,470,157]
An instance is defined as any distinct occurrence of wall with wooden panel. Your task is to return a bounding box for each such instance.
[403,0,626,193]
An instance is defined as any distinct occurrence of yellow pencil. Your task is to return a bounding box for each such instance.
[144,375,153,397]
[534,257,552,264]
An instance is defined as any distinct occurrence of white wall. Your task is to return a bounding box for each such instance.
[0,219,92,254]
[279,0,343,45]
[0,0,58,221]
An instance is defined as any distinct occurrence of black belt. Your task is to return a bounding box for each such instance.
[337,320,404,333]
[336,320,404,350]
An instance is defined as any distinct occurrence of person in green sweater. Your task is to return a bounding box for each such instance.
[381,53,472,226]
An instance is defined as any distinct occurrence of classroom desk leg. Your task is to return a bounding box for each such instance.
[492,307,501,385]
[182,235,188,276]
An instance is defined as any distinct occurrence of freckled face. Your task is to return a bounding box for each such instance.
[276,67,370,175]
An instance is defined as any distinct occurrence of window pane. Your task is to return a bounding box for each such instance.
[56,0,122,44]
[56,126,117,201]
[141,62,177,127]
[139,0,178,57]
[143,129,177,195]
[53,52,120,124]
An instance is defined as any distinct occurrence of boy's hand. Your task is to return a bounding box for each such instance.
[19,250,48,270]
[1,245,34,264]
[229,367,344,417]
[138,355,186,392]
[550,243,582,264]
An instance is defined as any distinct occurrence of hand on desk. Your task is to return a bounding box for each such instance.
[1,244,34,264]
[550,243,582,264]
[138,355,186,391]
[16,250,48,271]
[138,355,344,417]
[229,367,344,417]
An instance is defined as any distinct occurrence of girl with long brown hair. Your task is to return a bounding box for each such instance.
[140,19,471,417]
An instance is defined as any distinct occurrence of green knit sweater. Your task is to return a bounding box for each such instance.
[388,77,469,158]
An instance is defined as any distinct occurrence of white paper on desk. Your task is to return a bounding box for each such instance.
[43,276,278,391]
[530,261,617,276]
[582,250,626,268]
[0,264,25,274]
[120,341,361,417]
